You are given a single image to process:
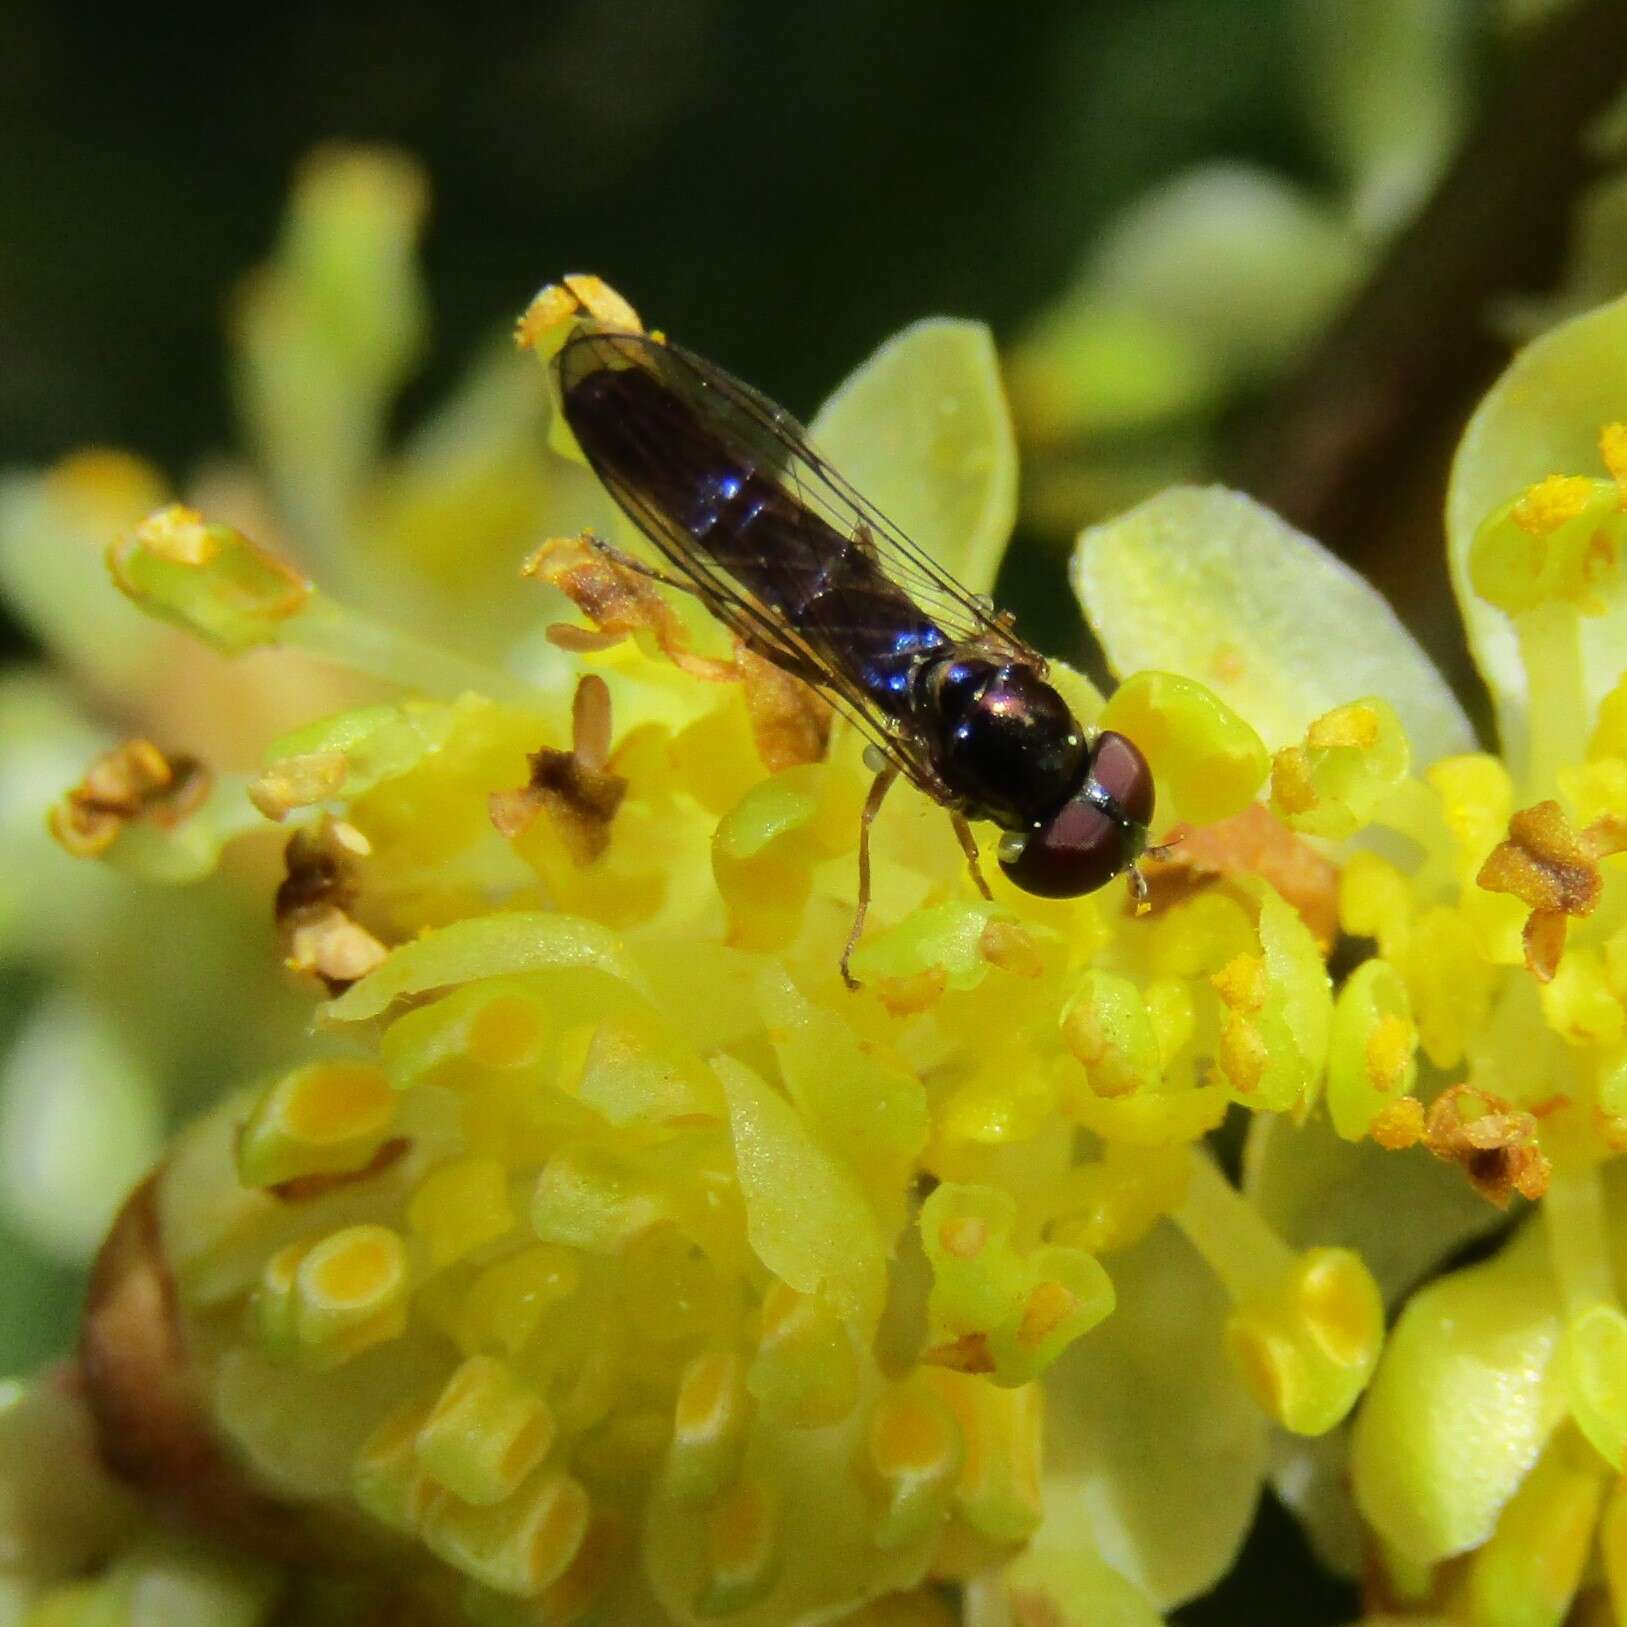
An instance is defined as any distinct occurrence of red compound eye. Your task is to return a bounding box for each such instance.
[996,731,1154,900]
[1089,731,1155,827]
[999,796,1128,899]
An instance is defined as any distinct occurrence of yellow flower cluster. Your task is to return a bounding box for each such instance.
[12,147,1627,1627]
[33,265,1419,1627]
[88,492,1385,1623]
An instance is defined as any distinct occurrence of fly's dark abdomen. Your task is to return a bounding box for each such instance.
[560,355,946,721]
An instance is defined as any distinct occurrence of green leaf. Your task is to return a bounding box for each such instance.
[1296,0,1469,237]
[234,147,428,567]
[811,318,1017,598]
[0,1376,138,1575]
[1087,165,1364,384]
[1075,486,1474,760]
[0,991,161,1262]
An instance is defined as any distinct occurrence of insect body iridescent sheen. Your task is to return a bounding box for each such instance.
[554,325,1155,980]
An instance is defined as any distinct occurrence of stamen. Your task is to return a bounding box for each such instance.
[112,503,534,703]
[236,1060,397,1189]
[1174,1150,1382,1434]
[862,1380,963,1548]
[1172,1149,1294,1303]
[665,1351,750,1502]
[408,1157,517,1272]
[1515,601,1589,796]
[254,1223,410,1369]
[353,1398,438,1533]
[420,1466,591,1597]
[1542,1165,1627,1469]
[696,1476,781,1616]
[415,1355,556,1506]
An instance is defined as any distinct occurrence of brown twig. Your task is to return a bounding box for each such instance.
[1229,0,1627,547]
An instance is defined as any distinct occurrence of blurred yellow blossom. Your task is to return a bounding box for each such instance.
[0,145,603,1371]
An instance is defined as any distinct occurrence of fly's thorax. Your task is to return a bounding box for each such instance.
[915,655,1090,829]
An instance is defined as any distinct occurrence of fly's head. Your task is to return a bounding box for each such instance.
[997,731,1155,899]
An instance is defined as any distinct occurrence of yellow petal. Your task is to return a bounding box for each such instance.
[1074,486,1472,761]
[811,319,1016,599]
[1351,1222,1565,1564]
[1037,1223,1267,1609]
[322,911,648,1023]
[715,1054,886,1328]
[1448,292,1627,769]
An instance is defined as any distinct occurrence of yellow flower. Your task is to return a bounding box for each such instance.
[20,163,1627,1624]
[0,146,598,1365]
[1075,294,1627,1623]
[27,268,1422,1627]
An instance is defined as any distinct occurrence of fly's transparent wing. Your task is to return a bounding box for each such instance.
[555,329,961,790]
[558,331,1036,658]
[555,328,1041,792]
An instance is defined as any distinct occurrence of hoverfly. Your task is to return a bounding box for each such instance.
[553,324,1156,987]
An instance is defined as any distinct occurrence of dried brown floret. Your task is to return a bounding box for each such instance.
[1141,802,1340,949]
[1422,1083,1551,1208]
[734,640,831,771]
[276,823,388,993]
[490,674,628,863]
[523,532,734,681]
[1476,799,1618,980]
[50,739,211,858]
[78,1178,316,1559]
[525,533,836,780]
[79,1178,413,1574]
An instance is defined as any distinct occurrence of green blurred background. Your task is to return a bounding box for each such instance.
[0,0,1310,470]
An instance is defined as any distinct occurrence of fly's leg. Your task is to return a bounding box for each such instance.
[1127,863,1151,914]
[841,760,901,991]
[949,812,994,901]
[1127,830,1182,916]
